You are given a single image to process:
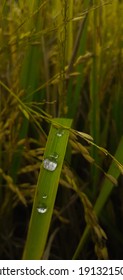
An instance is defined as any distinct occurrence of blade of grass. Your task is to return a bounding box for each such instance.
[22,118,72,260]
[10,0,44,182]
[72,136,123,259]
[57,0,68,116]
[67,0,73,62]
[89,0,101,197]
[66,0,91,118]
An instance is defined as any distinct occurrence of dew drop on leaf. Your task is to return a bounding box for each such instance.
[37,203,48,214]
[42,194,47,199]
[56,128,64,137]
[50,152,59,159]
[43,157,57,171]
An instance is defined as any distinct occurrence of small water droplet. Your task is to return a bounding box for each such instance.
[43,157,57,171]
[56,128,64,137]
[42,194,47,199]
[37,203,48,214]
[50,152,59,160]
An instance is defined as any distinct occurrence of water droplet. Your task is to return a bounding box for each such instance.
[43,157,57,171]
[56,128,64,137]
[50,152,59,160]
[42,194,47,199]
[37,203,47,214]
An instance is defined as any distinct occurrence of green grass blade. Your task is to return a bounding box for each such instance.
[22,118,72,260]
[72,136,123,259]
[10,1,44,182]
[67,0,73,62]
[66,0,91,118]
[89,1,101,196]
[94,138,123,214]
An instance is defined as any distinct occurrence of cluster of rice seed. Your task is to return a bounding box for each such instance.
[63,164,108,259]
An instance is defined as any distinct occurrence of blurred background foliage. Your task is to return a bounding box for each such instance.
[0,0,123,259]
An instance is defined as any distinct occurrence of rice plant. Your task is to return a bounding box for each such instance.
[0,0,123,260]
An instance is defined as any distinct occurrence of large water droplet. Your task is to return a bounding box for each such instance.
[37,203,48,214]
[56,128,64,137]
[43,157,57,171]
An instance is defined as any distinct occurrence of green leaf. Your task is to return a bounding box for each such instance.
[72,136,123,259]
[22,118,72,259]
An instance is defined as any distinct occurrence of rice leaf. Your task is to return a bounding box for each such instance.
[22,118,72,259]
[72,136,123,259]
